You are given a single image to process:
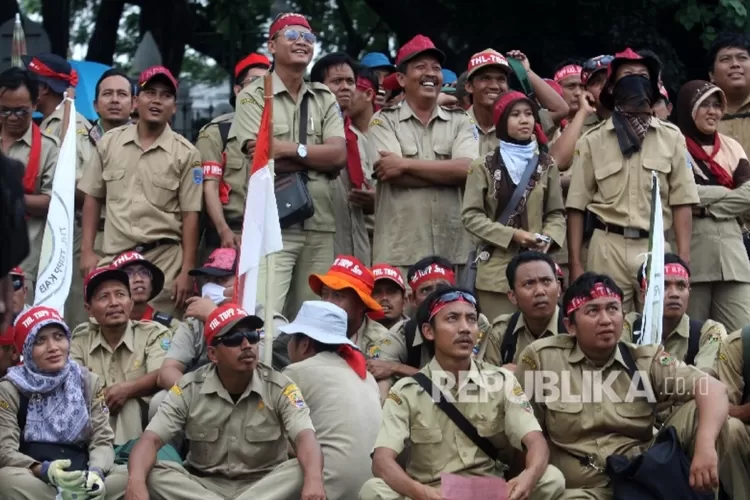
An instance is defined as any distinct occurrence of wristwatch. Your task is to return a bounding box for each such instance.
[297,144,308,159]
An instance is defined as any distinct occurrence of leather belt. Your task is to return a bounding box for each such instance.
[130,238,179,254]
[594,218,649,239]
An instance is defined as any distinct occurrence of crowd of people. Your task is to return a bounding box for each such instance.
[0,8,750,500]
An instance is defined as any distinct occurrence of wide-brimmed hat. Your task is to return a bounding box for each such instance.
[111,251,165,300]
[23,53,78,94]
[309,256,383,312]
[279,301,358,349]
[599,48,661,111]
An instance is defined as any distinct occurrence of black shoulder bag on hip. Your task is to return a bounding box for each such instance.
[274,94,315,228]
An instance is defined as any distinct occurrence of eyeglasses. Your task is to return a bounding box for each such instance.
[278,29,316,45]
[0,107,31,118]
[12,277,23,291]
[123,266,152,280]
[212,329,264,347]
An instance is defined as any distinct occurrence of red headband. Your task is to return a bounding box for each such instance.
[429,297,472,321]
[641,263,689,290]
[269,13,311,39]
[565,283,621,316]
[28,58,78,87]
[553,64,582,83]
[356,76,375,92]
[409,264,455,290]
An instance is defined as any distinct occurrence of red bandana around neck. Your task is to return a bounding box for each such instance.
[337,344,367,379]
[344,116,366,188]
[22,123,42,194]
[686,134,734,189]
[141,305,155,321]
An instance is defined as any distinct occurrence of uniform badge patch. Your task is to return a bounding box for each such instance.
[367,344,381,359]
[282,384,306,409]
[160,337,171,351]
[519,400,533,413]
[192,167,204,185]
[170,385,183,396]
[258,400,265,410]
[387,392,402,405]
[132,360,142,369]
[0,400,9,410]
[658,353,676,366]
[370,118,382,128]
[521,355,537,370]
[512,384,524,397]
[718,351,728,362]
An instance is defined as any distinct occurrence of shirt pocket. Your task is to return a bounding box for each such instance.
[124,361,147,381]
[545,401,583,443]
[642,158,671,201]
[144,174,180,212]
[102,169,126,201]
[244,422,283,466]
[593,161,624,201]
[613,401,654,439]
[433,142,453,160]
[185,426,221,468]
[409,426,448,473]
[400,143,419,159]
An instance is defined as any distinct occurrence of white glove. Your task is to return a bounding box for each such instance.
[84,469,106,498]
[43,460,85,490]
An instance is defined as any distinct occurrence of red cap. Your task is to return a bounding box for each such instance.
[467,49,510,79]
[234,53,271,79]
[269,13,311,39]
[492,91,548,145]
[190,248,237,278]
[10,266,23,276]
[204,303,263,346]
[139,65,178,92]
[372,264,405,291]
[396,35,445,66]
[0,327,14,346]
[14,306,69,354]
[111,251,165,300]
[382,73,401,92]
[599,48,661,111]
[84,266,130,303]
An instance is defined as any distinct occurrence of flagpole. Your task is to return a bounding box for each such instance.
[263,73,275,367]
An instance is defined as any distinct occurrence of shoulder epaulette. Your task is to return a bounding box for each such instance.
[581,120,607,137]
[152,311,175,328]
[39,130,60,146]
[534,334,574,351]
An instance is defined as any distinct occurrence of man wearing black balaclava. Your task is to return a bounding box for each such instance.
[565,48,700,313]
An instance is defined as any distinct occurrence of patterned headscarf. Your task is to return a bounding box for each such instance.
[5,306,88,444]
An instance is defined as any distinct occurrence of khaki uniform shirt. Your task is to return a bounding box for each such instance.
[622,313,725,376]
[516,335,708,489]
[332,124,374,265]
[378,314,492,369]
[283,352,381,498]
[369,101,479,266]
[718,93,750,155]
[2,125,59,280]
[462,154,566,294]
[0,369,114,471]
[147,362,314,479]
[566,118,700,230]
[467,106,497,157]
[354,316,391,359]
[70,320,173,444]
[377,358,540,485]
[230,72,345,233]
[78,124,203,255]
[716,330,749,405]
[478,307,564,366]
[197,112,250,222]
[41,107,93,182]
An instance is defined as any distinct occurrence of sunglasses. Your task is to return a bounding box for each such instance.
[279,29,316,45]
[428,290,477,310]
[211,329,264,347]
[582,55,614,74]
[12,277,24,291]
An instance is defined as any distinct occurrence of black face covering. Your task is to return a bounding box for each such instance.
[612,74,653,114]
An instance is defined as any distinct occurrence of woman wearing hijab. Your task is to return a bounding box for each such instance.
[462,90,566,323]
[0,305,120,499]
[676,80,750,331]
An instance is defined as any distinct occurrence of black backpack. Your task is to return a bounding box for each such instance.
[404,320,434,369]
[632,315,702,366]
[218,121,231,153]
[500,311,567,365]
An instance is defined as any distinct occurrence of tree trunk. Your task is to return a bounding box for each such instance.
[85,0,126,65]
[41,0,70,57]
[138,0,190,77]
[0,0,19,24]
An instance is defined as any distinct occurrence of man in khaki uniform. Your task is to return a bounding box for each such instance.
[231,13,346,319]
[199,53,270,253]
[709,33,750,154]
[579,55,613,133]
[371,263,408,330]
[566,49,699,313]
[24,53,94,327]
[369,34,477,275]
[621,254,726,376]
[361,286,564,500]
[282,301,382,499]
[119,303,326,500]
[71,267,173,445]
[0,67,59,305]
[478,252,565,368]
[516,272,750,499]
[311,52,374,265]
[79,66,203,319]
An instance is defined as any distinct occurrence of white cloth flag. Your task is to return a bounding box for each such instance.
[638,171,665,346]
[34,98,76,313]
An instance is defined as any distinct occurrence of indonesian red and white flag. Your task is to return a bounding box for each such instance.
[237,98,282,314]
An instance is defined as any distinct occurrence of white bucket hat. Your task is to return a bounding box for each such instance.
[279,301,359,350]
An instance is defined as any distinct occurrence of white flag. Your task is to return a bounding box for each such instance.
[34,98,76,312]
[638,171,665,346]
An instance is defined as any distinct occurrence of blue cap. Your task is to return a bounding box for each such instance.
[361,52,394,70]
[441,69,458,85]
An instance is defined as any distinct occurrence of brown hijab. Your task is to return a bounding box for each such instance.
[675,80,726,146]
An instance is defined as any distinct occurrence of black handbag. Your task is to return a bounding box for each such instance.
[274,94,315,229]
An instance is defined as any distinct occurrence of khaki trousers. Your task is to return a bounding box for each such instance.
[688,281,750,333]
[108,459,303,500]
[256,228,334,320]
[359,464,564,500]
[0,466,126,500]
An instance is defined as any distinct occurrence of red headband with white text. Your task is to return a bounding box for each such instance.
[409,264,455,290]
[565,282,622,316]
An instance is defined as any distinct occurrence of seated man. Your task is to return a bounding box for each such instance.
[371,264,409,330]
[478,251,565,370]
[361,286,565,500]
[71,267,173,445]
[623,253,726,375]
[111,250,185,335]
[282,301,382,499]
[120,304,326,500]
[516,272,748,498]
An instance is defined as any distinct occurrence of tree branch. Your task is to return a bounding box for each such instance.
[336,0,363,55]
[86,0,126,65]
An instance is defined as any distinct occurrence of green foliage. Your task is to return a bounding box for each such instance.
[675,0,748,48]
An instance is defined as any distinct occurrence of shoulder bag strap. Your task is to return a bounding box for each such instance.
[500,312,522,365]
[617,342,656,410]
[298,94,309,146]
[412,372,498,460]
[405,320,421,369]
[741,326,750,403]
[497,155,539,225]
[685,320,703,366]
[218,122,231,152]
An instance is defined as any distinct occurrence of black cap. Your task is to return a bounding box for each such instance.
[23,53,75,94]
